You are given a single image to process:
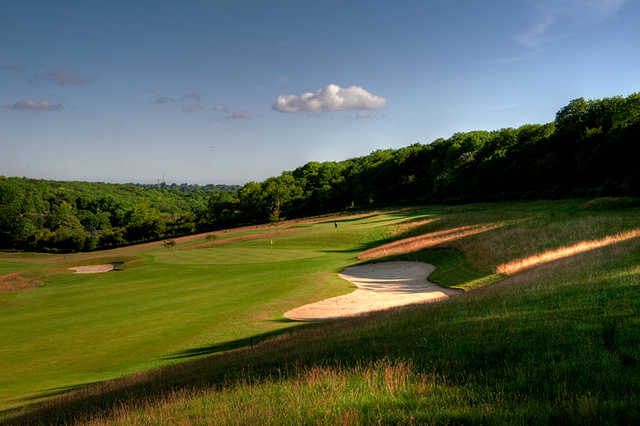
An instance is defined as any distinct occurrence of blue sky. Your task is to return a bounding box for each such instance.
[1,0,639,184]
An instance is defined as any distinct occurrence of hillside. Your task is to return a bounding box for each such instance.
[1,199,639,424]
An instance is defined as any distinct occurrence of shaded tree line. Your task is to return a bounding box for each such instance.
[0,179,236,251]
[2,92,639,252]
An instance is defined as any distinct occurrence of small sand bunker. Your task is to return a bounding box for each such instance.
[285,261,461,321]
[69,262,123,274]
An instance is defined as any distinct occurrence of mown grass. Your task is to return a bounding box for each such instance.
[0,212,409,411]
[2,199,640,424]
[0,260,49,276]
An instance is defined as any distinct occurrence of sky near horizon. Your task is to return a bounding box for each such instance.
[1,0,639,185]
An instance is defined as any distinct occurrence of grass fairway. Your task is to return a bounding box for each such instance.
[2,199,640,424]
[0,211,416,410]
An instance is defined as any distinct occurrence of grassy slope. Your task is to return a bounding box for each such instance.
[0,211,416,410]
[2,199,640,424]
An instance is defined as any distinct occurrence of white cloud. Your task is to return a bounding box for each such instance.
[6,99,63,111]
[273,84,387,113]
[515,0,628,49]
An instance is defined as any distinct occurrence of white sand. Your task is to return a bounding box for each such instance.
[69,263,123,274]
[284,261,461,321]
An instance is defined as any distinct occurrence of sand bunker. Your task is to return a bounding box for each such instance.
[285,261,461,321]
[69,262,123,274]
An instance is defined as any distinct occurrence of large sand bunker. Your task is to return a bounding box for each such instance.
[69,262,123,274]
[285,261,461,321]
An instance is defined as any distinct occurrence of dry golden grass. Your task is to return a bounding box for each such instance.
[389,217,439,236]
[358,223,503,260]
[85,359,441,426]
[5,201,640,425]
[0,272,43,292]
[496,228,640,275]
[432,212,640,272]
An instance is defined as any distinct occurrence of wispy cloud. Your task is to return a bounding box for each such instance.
[226,110,252,120]
[273,84,387,113]
[31,68,88,85]
[496,53,535,64]
[180,92,201,102]
[515,12,558,49]
[515,0,628,49]
[587,0,628,16]
[214,104,229,113]
[5,99,63,111]
[183,103,204,112]
[153,93,201,105]
[1,64,26,72]
[154,96,176,104]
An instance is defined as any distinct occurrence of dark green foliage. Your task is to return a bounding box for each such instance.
[0,178,236,252]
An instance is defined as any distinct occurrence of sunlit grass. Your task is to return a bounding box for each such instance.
[497,228,640,275]
[3,199,640,424]
[8,239,640,425]
[358,222,503,260]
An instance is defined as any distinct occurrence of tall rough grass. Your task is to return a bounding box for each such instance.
[358,223,502,260]
[4,199,640,425]
[496,228,640,275]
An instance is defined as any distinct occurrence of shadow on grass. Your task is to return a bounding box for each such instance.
[363,247,503,291]
[0,325,310,422]
[5,206,640,424]
[12,382,103,404]
[270,317,299,323]
[318,214,379,225]
[162,327,295,361]
[3,248,640,425]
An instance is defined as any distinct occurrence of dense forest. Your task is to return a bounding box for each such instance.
[2,92,639,252]
[0,180,239,251]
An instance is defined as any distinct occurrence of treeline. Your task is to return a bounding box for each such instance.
[128,182,241,192]
[2,92,639,252]
[202,93,640,226]
[0,179,237,251]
